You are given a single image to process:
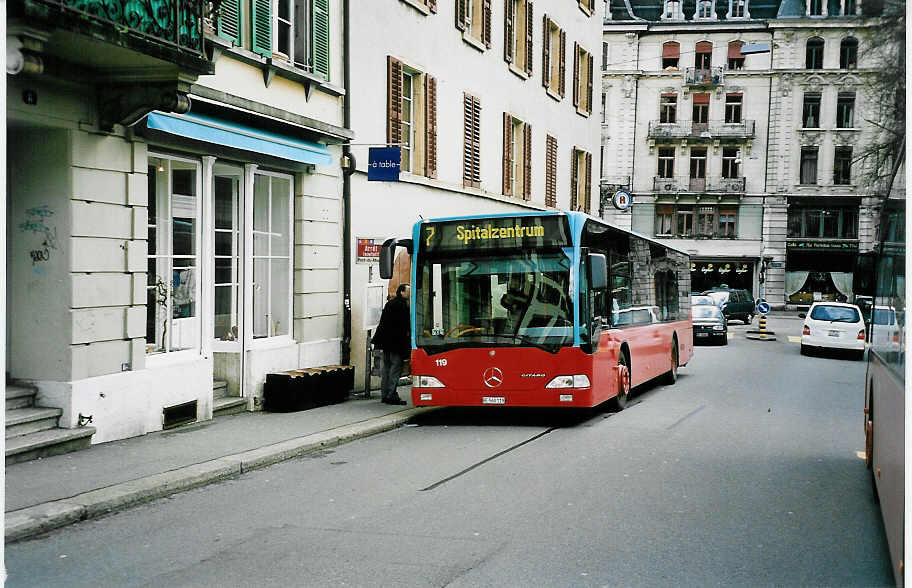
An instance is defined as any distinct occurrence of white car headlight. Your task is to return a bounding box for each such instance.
[545,375,591,389]
[713,325,725,331]
[414,375,445,388]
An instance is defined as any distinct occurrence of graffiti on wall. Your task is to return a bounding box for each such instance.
[19,205,58,274]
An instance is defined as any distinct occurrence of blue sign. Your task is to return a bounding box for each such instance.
[756,301,771,314]
[367,147,400,181]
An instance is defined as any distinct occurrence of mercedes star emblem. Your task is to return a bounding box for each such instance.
[483,367,503,388]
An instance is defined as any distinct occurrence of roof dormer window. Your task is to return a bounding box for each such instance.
[808,0,826,16]
[695,0,716,20]
[662,0,683,20]
[728,0,749,18]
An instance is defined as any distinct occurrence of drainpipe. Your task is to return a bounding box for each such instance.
[341,0,352,365]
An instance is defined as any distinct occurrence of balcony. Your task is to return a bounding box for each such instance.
[653,176,691,192]
[685,67,724,87]
[648,120,756,141]
[707,177,746,193]
[10,0,214,128]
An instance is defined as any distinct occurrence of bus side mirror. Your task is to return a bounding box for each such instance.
[589,253,607,291]
[379,238,415,280]
[379,238,398,279]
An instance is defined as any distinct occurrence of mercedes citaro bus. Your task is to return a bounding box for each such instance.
[379,211,693,409]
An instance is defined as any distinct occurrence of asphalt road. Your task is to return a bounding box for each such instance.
[6,317,895,587]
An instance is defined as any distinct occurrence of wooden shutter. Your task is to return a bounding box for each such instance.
[387,57,403,146]
[728,41,744,58]
[425,75,438,179]
[662,41,680,59]
[586,52,594,114]
[312,0,330,80]
[251,0,272,57]
[584,151,592,212]
[569,148,579,210]
[428,0,438,13]
[572,42,580,107]
[504,0,514,63]
[217,0,241,45]
[523,123,532,200]
[558,30,566,97]
[541,15,550,87]
[502,113,513,196]
[545,135,557,207]
[464,94,481,188]
[456,0,466,31]
[482,0,492,47]
[524,1,534,76]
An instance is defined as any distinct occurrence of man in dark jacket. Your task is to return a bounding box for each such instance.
[372,283,410,405]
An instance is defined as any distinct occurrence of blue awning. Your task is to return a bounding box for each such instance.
[146,112,333,166]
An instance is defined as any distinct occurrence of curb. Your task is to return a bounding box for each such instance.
[6,406,437,543]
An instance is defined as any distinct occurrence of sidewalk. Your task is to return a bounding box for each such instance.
[6,386,432,543]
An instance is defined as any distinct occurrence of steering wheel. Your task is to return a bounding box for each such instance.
[444,324,483,338]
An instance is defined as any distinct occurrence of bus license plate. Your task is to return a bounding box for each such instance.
[482,396,506,405]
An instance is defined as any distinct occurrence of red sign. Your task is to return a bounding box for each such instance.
[356,238,383,264]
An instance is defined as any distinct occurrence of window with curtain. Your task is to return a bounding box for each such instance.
[725,93,742,123]
[658,147,675,178]
[802,92,821,128]
[727,41,744,70]
[660,94,677,123]
[662,41,680,69]
[695,42,712,69]
[834,146,853,185]
[836,92,856,128]
[800,147,818,184]
[722,147,740,178]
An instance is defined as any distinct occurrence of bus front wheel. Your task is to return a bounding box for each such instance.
[614,352,631,410]
[662,343,679,385]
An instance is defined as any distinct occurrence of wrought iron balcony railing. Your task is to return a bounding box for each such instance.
[685,66,724,86]
[653,176,690,192]
[26,0,205,57]
[707,177,747,192]
[648,120,756,140]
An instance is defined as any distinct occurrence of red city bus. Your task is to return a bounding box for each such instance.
[862,201,905,586]
[379,212,693,409]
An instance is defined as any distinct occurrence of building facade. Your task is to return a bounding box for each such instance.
[602,0,888,309]
[8,0,351,444]
[347,0,604,389]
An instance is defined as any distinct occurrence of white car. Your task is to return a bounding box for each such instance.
[799,302,866,359]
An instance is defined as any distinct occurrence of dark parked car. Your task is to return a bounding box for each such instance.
[693,304,728,345]
[703,288,755,323]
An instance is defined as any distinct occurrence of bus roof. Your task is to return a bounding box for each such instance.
[413,210,690,257]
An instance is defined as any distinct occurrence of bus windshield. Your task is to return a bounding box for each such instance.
[415,250,574,353]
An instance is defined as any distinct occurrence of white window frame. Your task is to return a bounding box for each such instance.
[248,169,294,348]
[662,0,682,19]
[695,0,715,20]
[274,0,294,60]
[728,0,749,18]
[401,70,415,173]
[146,153,204,364]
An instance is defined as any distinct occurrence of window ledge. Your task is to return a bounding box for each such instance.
[207,34,343,98]
[250,335,297,350]
[508,63,531,80]
[462,31,487,52]
[400,0,431,15]
[576,106,592,118]
[546,87,562,102]
[835,127,860,132]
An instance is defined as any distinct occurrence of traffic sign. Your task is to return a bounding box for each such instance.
[756,301,771,314]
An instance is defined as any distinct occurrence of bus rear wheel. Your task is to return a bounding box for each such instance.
[614,352,631,410]
[662,343,679,385]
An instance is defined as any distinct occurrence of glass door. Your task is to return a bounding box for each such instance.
[212,163,244,399]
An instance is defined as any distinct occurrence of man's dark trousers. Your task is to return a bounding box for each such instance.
[381,351,404,401]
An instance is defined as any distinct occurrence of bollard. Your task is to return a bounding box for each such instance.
[746,313,777,341]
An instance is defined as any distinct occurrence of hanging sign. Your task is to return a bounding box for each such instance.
[367,147,401,181]
[612,190,632,211]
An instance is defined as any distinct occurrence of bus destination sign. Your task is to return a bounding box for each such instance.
[422,215,571,252]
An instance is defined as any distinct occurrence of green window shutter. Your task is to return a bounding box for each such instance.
[311,0,330,80]
[252,0,272,57]
[217,0,242,45]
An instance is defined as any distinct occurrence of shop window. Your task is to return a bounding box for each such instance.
[834,146,853,185]
[658,147,675,178]
[802,92,821,128]
[806,37,824,69]
[660,94,677,123]
[252,172,293,339]
[662,41,680,69]
[840,37,858,69]
[800,147,819,184]
[725,93,742,123]
[147,155,202,355]
[836,92,855,128]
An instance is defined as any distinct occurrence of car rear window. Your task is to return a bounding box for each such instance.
[706,291,730,305]
[810,305,860,323]
[692,296,714,305]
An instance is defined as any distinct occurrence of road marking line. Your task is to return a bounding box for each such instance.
[788,336,801,343]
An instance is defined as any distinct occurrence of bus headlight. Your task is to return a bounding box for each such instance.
[545,375,591,389]
[414,375,445,388]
